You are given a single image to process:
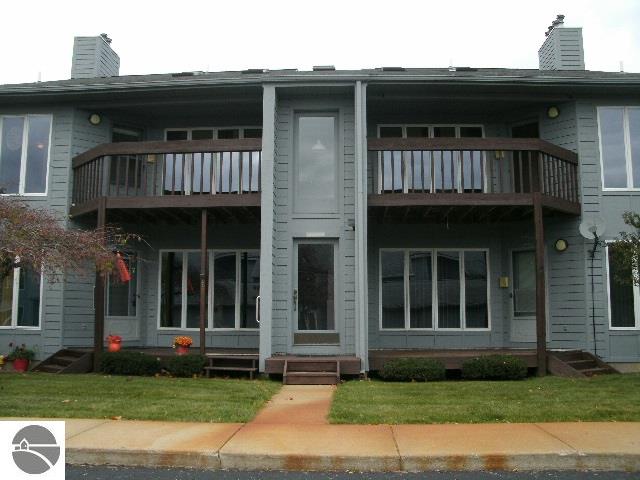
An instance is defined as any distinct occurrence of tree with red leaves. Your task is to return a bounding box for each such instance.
[0,196,140,280]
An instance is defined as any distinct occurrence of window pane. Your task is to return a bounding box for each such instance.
[295,116,337,213]
[608,248,636,328]
[166,130,188,141]
[214,252,236,328]
[464,252,488,328]
[17,268,40,327]
[381,251,405,328]
[191,129,214,140]
[160,252,183,328]
[513,251,536,316]
[437,251,461,328]
[406,127,428,138]
[433,126,456,138]
[0,269,14,326]
[379,126,402,138]
[218,128,240,139]
[599,108,627,188]
[24,116,51,193]
[240,252,260,328]
[409,252,432,328]
[108,255,137,316]
[297,244,335,330]
[460,127,483,138]
[630,109,640,188]
[243,128,262,138]
[0,117,24,194]
[186,252,202,329]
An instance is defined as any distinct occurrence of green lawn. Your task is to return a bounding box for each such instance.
[330,374,640,424]
[0,373,280,423]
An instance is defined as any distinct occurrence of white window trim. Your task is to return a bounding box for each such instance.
[605,243,640,330]
[598,106,640,192]
[376,124,486,194]
[0,267,43,330]
[378,248,491,331]
[156,249,260,331]
[0,114,52,197]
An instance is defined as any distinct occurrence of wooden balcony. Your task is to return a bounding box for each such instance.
[70,138,262,221]
[367,137,580,222]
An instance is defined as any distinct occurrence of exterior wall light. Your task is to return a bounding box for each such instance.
[547,106,560,119]
[554,238,569,252]
[88,113,102,125]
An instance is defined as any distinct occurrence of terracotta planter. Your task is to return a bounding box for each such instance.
[108,342,122,353]
[13,358,30,372]
[175,346,190,356]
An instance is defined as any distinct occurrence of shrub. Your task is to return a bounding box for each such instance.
[379,357,446,382]
[164,355,206,378]
[461,354,528,380]
[100,352,162,376]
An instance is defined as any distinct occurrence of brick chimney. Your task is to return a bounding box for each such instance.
[71,34,120,79]
[538,15,585,70]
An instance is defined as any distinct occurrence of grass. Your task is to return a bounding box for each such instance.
[0,373,280,423]
[330,374,640,424]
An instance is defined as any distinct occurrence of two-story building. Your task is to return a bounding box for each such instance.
[1,18,639,381]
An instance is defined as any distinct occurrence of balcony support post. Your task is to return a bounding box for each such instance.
[199,208,208,355]
[533,192,547,376]
[93,197,107,372]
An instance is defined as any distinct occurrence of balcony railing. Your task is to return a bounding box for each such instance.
[367,137,579,205]
[72,138,262,207]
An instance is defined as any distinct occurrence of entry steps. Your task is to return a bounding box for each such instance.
[204,353,259,379]
[32,349,93,374]
[548,350,618,377]
[283,358,340,385]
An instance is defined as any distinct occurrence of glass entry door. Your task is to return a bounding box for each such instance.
[510,250,536,342]
[293,242,336,332]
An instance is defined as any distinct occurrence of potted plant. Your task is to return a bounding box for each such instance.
[106,334,123,352]
[7,343,36,372]
[173,336,193,356]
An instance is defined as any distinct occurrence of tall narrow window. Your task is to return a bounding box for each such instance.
[607,247,638,328]
[599,107,640,189]
[0,116,51,195]
[240,252,260,328]
[0,267,41,328]
[294,114,338,213]
[380,251,405,328]
[513,250,536,317]
[437,251,461,328]
[464,251,488,328]
[213,252,236,328]
[160,252,183,328]
[185,253,202,328]
[409,252,432,328]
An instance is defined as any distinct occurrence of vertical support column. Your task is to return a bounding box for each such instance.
[533,192,547,376]
[93,197,107,371]
[199,209,208,355]
[259,85,276,371]
[354,81,369,372]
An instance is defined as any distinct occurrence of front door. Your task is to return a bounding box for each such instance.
[292,241,339,348]
[510,250,536,342]
[105,253,140,341]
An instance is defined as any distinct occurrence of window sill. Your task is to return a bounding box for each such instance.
[0,326,41,332]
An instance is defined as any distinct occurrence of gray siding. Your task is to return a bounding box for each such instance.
[271,93,356,355]
[71,36,120,79]
[576,100,640,361]
[0,107,75,359]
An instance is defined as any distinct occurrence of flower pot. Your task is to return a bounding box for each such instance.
[13,358,30,373]
[176,346,190,356]
[108,342,122,353]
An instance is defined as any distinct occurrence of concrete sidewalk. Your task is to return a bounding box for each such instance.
[3,418,639,472]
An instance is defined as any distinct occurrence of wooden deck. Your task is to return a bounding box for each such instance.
[368,348,538,371]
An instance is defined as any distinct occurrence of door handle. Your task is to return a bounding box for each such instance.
[293,289,298,311]
[255,296,260,325]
